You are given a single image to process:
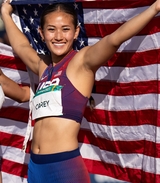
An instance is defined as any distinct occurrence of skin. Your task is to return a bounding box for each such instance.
[0,69,30,103]
[1,1,160,155]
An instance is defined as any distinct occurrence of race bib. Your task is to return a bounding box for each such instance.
[31,85,63,120]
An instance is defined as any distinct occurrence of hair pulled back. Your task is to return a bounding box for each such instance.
[40,3,78,29]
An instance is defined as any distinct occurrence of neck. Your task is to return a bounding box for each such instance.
[51,49,73,66]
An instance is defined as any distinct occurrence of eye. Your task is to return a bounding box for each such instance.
[47,27,55,32]
[63,27,70,31]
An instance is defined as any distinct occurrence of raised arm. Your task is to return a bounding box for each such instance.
[1,2,40,75]
[83,0,160,72]
[0,69,30,103]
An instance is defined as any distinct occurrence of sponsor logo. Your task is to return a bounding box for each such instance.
[39,78,60,90]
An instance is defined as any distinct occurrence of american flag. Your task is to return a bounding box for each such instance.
[0,0,160,182]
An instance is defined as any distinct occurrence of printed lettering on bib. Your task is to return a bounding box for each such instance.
[31,85,63,120]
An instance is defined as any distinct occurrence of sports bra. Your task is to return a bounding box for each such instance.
[31,50,88,123]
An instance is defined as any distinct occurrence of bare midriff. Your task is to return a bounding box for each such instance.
[31,117,81,154]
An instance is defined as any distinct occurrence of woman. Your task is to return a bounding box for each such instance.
[1,0,160,182]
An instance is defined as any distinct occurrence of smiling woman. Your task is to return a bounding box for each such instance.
[39,4,79,63]
[1,0,160,183]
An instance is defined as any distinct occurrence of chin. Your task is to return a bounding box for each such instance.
[54,49,70,56]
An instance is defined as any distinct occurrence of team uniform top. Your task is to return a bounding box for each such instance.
[31,50,88,123]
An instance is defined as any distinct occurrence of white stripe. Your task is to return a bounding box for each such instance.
[79,143,160,174]
[0,43,15,57]
[2,98,29,109]
[81,119,160,142]
[2,172,27,183]
[95,64,160,82]
[0,118,29,136]
[83,6,160,24]
[1,145,30,164]
[88,32,160,52]
[12,11,23,32]
[94,175,129,183]
[91,93,160,110]
[1,67,29,84]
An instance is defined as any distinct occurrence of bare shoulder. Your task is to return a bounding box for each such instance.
[67,47,95,98]
[67,46,94,80]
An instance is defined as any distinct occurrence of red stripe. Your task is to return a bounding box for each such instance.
[107,49,160,67]
[1,159,28,178]
[0,55,26,71]
[0,132,25,149]
[84,159,160,183]
[95,80,160,95]
[84,107,159,126]
[0,106,29,123]
[85,17,160,37]
[78,130,160,158]
[0,131,31,153]
[81,0,154,9]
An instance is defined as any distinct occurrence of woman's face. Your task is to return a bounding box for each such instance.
[39,11,79,59]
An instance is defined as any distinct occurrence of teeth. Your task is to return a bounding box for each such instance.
[54,43,64,46]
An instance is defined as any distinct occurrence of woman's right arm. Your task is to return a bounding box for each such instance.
[0,69,30,103]
[1,2,40,75]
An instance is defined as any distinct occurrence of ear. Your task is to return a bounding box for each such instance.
[38,27,45,42]
[74,25,80,40]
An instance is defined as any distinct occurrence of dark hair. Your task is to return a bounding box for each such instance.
[40,3,78,29]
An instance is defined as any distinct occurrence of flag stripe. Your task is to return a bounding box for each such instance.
[84,107,160,126]
[1,145,30,165]
[89,93,160,111]
[84,18,160,37]
[96,64,160,83]
[88,33,160,52]
[0,55,26,71]
[2,172,28,183]
[0,107,29,122]
[81,119,160,142]
[1,159,28,178]
[78,130,160,158]
[0,118,29,137]
[0,132,25,149]
[80,143,160,174]
[83,7,160,25]
[81,1,154,9]
[105,50,160,67]
[83,158,160,183]
[95,80,160,95]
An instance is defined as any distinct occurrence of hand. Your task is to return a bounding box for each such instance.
[1,0,13,17]
[155,0,160,12]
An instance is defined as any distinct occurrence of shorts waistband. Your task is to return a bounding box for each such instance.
[30,148,80,164]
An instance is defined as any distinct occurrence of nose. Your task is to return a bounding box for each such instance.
[55,30,63,40]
